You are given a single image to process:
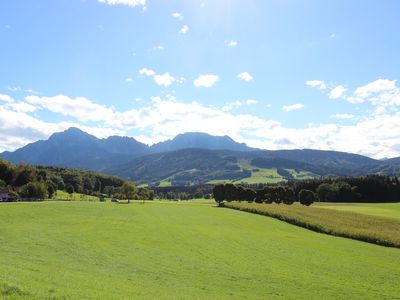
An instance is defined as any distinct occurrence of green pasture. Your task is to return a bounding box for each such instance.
[234,168,285,184]
[224,201,400,248]
[0,201,399,299]
[53,190,100,201]
[158,181,172,187]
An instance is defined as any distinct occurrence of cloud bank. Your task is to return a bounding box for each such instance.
[1,78,400,159]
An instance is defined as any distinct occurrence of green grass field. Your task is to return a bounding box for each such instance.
[315,202,400,220]
[1,201,400,299]
[224,202,400,248]
[158,180,172,187]
[285,168,315,179]
[234,168,285,184]
[207,159,316,185]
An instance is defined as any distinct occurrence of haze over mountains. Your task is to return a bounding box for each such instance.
[1,127,399,186]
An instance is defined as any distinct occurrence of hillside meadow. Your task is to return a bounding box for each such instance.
[1,201,400,299]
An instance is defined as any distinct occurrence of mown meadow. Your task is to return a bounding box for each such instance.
[0,201,400,299]
[224,202,400,248]
[315,202,400,220]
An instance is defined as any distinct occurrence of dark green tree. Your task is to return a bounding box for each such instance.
[103,186,115,197]
[316,183,334,202]
[299,189,315,206]
[213,184,226,206]
[0,159,15,185]
[66,184,74,195]
[121,181,136,204]
[20,182,48,200]
[282,186,295,205]
[14,164,36,186]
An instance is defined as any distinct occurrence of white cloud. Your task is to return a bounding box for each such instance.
[138,68,180,87]
[25,88,39,94]
[237,72,253,82]
[171,12,183,20]
[0,94,14,103]
[226,40,238,47]
[8,102,38,113]
[329,33,336,39]
[7,87,21,92]
[344,79,398,105]
[139,68,156,77]
[0,105,123,152]
[98,0,146,7]
[0,94,38,113]
[354,79,396,98]
[25,95,114,123]
[3,89,400,158]
[329,85,347,99]
[133,135,167,146]
[331,114,354,119]
[152,45,164,51]
[222,101,242,111]
[3,78,400,158]
[121,97,400,159]
[222,99,258,111]
[246,99,258,105]
[193,74,219,88]
[307,78,400,107]
[180,25,189,34]
[153,73,176,87]
[125,77,133,82]
[22,94,152,130]
[282,103,304,112]
[306,80,327,90]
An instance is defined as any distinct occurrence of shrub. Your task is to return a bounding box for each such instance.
[213,185,226,206]
[66,184,74,195]
[281,187,295,205]
[299,189,315,206]
[20,182,48,200]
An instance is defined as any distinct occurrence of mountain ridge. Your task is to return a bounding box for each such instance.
[1,127,399,186]
[0,128,259,169]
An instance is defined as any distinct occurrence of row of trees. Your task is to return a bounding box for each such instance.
[213,174,400,205]
[154,185,213,200]
[290,175,400,203]
[213,184,315,206]
[156,191,212,200]
[113,182,154,203]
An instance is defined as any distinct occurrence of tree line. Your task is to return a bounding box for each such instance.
[213,184,314,206]
[213,174,400,205]
[154,185,213,200]
[289,175,400,203]
[0,159,154,201]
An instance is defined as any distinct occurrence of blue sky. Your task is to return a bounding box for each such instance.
[1,0,400,158]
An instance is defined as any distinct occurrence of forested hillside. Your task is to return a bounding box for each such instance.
[0,159,153,201]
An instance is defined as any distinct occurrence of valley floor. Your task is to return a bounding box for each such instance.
[0,201,399,299]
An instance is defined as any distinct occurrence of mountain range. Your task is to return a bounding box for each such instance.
[1,127,399,186]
